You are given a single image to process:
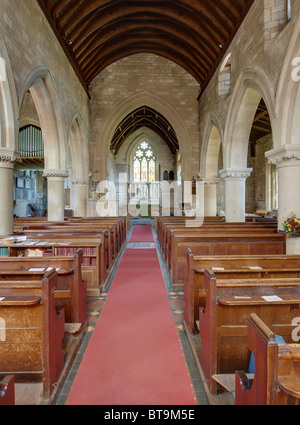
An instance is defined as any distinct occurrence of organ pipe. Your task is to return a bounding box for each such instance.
[18,125,44,157]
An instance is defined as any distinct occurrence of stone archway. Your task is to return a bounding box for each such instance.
[221,66,276,222]
[266,19,300,234]
[67,112,89,217]
[91,91,194,182]
[0,36,19,235]
[19,67,68,221]
[200,114,224,216]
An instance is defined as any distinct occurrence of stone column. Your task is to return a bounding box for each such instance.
[266,145,300,254]
[43,170,68,221]
[72,179,88,217]
[202,178,220,217]
[0,152,19,236]
[219,168,252,222]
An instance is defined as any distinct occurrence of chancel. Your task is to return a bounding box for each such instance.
[0,0,299,406]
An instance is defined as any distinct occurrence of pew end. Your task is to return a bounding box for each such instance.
[0,375,15,405]
[235,313,300,405]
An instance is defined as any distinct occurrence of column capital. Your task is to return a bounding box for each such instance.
[43,169,68,179]
[266,145,300,166]
[0,149,21,169]
[219,168,252,180]
[198,174,220,185]
[72,178,89,186]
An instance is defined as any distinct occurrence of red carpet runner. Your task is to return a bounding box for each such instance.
[67,226,196,405]
[129,224,154,242]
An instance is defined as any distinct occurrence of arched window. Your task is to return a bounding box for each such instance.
[133,142,156,182]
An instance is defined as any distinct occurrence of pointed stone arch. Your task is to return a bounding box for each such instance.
[0,35,19,235]
[223,65,276,170]
[275,17,300,148]
[93,90,193,181]
[200,112,224,179]
[19,67,68,220]
[0,34,18,152]
[67,112,89,216]
[19,66,67,172]
[199,113,224,216]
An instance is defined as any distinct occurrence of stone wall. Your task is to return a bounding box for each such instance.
[1,0,90,157]
[89,53,200,182]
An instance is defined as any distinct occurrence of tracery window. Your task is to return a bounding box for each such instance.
[133,142,156,182]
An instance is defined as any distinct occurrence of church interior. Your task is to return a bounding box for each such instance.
[0,0,300,406]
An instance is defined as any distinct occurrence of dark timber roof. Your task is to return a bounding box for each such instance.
[38,0,254,95]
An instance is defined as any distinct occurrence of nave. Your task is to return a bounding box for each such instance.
[55,221,209,406]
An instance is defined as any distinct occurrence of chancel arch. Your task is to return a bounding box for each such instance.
[91,90,193,184]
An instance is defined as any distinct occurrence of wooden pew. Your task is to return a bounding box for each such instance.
[3,235,105,295]
[162,224,278,265]
[0,251,86,328]
[0,375,15,405]
[168,231,287,286]
[16,215,128,257]
[235,313,300,405]
[199,269,300,395]
[185,251,300,334]
[0,270,65,400]
[158,218,278,251]
[19,224,117,266]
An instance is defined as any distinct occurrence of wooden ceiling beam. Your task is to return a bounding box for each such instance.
[83,42,206,84]
[38,0,254,90]
[78,27,213,77]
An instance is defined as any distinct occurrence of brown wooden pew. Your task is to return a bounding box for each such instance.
[168,231,287,286]
[4,235,106,294]
[199,269,300,395]
[18,215,127,250]
[0,270,65,400]
[162,224,278,265]
[156,215,276,253]
[235,313,300,405]
[0,375,15,405]
[19,224,117,265]
[0,251,86,328]
[185,251,300,334]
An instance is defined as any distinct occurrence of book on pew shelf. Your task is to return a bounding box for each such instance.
[28,268,46,272]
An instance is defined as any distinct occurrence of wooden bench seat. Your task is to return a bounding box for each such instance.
[0,251,86,328]
[168,231,287,286]
[162,225,279,265]
[185,251,300,334]
[235,313,300,405]
[19,224,117,265]
[2,236,105,295]
[159,220,277,246]
[199,270,300,395]
[0,270,65,400]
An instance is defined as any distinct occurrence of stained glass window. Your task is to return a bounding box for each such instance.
[133,142,156,182]
[134,159,141,182]
[149,159,155,182]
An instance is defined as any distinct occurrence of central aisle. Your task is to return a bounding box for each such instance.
[66,225,197,405]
